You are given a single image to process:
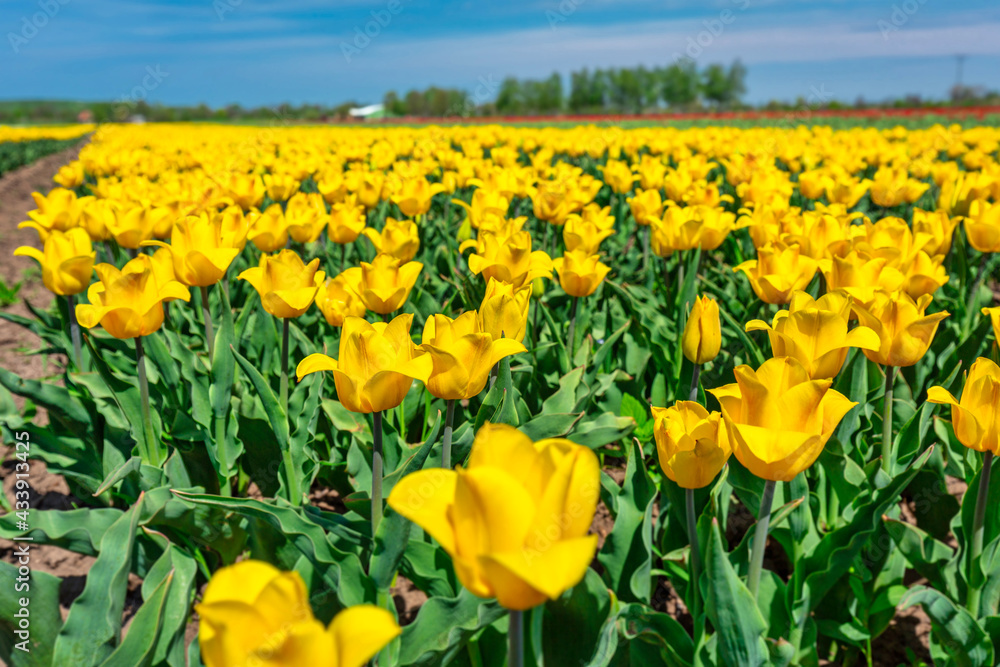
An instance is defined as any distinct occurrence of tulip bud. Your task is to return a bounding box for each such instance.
[651,401,730,489]
[682,295,721,365]
[928,358,1000,455]
[362,217,419,262]
[553,249,610,298]
[478,278,531,343]
[354,253,423,315]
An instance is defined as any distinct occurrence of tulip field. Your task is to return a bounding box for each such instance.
[2,120,1000,667]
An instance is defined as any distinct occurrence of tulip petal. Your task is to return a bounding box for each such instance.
[844,325,882,351]
[296,353,338,381]
[328,605,401,667]
[480,535,598,607]
[387,468,458,553]
[12,246,44,263]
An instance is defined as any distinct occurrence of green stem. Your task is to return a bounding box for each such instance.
[880,366,896,475]
[748,480,776,597]
[508,609,524,667]
[215,412,232,497]
[567,296,580,360]
[967,450,993,617]
[689,364,701,402]
[686,488,701,620]
[200,285,215,365]
[372,411,384,535]
[443,400,456,469]
[67,294,83,371]
[280,318,290,414]
[134,336,161,467]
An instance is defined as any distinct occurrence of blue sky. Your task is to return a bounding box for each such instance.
[2,0,999,107]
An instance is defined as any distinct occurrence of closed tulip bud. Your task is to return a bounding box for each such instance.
[238,249,325,319]
[984,307,1000,344]
[351,253,422,315]
[76,255,191,339]
[297,314,432,413]
[197,560,400,667]
[682,295,721,365]
[600,159,636,194]
[392,178,446,218]
[18,188,93,240]
[746,291,881,379]
[735,242,818,305]
[328,194,367,244]
[317,272,367,327]
[709,357,856,482]
[420,312,526,400]
[553,249,610,298]
[468,230,553,289]
[853,290,949,367]
[928,358,1000,454]
[362,217,420,262]
[388,422,600,610]
[627,189,663,227]
[651,401,731,489]
[964,200,1000,253]
[247,204,290,253]
[262,172,301,201]
[14,228,95,296]
[143,213,247,287]
[478,277,531,343]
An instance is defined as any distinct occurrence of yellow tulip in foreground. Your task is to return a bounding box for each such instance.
[651,401,730,489]
[478,278,531,343]
[420,312,526,400]
[76,255,191,339]
[553,249,610,298]
[735,242,818,305]
[388,423,599,610]
[238,249,325,319]
[928,358,1000,454]
[853,290,948,367]
[197,560,400,667]
[145,213,248,287]
[297,314,431,414]
[710,357,856,482]
[362,217,420,262]
[682,295,721,365]
[347,253,422,315]
[14,228,95,296]
[746,291,881,379]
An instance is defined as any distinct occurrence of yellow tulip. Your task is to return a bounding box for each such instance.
[143,213,247,287]
[238,249,325,319]
[197,560,400,667]
[262,172,301,201]
[76,254,191,339]
[351,171,385,210]
[328,194,367,244]
[317,272,367,327]
[14,228,95,296]
[651,401,731,489]
[420,312,526,400]
[682,295,721,365]
[297,314,431,413]
[852,290,949,367]
[912,209,960,256]
[928,358,1000,454]
[655,205,735,251]
[219,173,266,210]
[745,291,881,379]
[563,216,614,254]
[285,193,327,244]
[467,230,553,289]
[18,188,93,240]
[734,242,818,305]
[248,204,290,253]
[627,189,663,227]
[553,249,610,298]
[452,189,509,230]
[348,253,422,315]
[105,205,173,249]
[53,162,85,188]
[984,307,1000,344]
[600,159,636,194]
[819,250,902,306]
[79,199,117,242]
[478,277,531,343]
[709,357,856,482]
[317,169,348,204]
[362,218,420,262]
[387,422,599,610]
[964,200,1000,253]
[391,178,446,218]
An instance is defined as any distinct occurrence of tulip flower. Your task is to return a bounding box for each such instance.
[710,356,855,594]
[600,159,636,194]
[53,161,85,188]
[218,173,266,210]
[746,291,881,379]
[144,213,247,288]
[852,290,948,368]
[964,199,1000,253]
[197,560,400,667]
[656,205,736,252]
[627,189,663,227]
[912,208,960,256]
[238,249,325,320]
[927,357,1000,615]
[553,249,610,298]
[734,242,818,305]
[18,188,93,240]
[468,230,553,289]
[452,189,509,230]
[682,295,721,366]
[362,217,420,262]
[392,178,446,218]
[247,204,290,252]
[478,277,531,343]
[317,272,367,327]
[420,312,526,468]
[106,205,173,249]
[388,422,599,611]
[347,253,423,315]
[351,171,385,210]
[318,169,348,204]
[328,194,367,244]
[262,172,301,201]
[651,401,730,490]
[14,227,94,297]
[563,216,614,255]
[298,314,432,531]
[285,193,327,244]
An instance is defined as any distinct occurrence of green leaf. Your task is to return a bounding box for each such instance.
[884,518,958,597]
[0,562,62,666]
[398,589,505,666]
[542,569,614,667]
[0,366,91,426]
[616,602,695,666]
[902,586,993,667]
[570,412,636,449]
[0,507,122,556]
[704,518,768,667]
[97,571,172,667]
